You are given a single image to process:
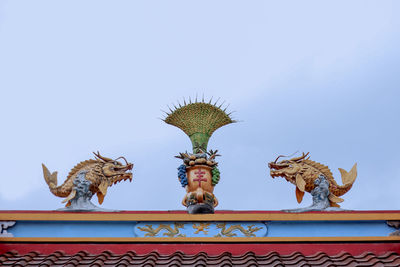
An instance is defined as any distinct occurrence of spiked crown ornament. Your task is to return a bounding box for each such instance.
[164,97,235,153]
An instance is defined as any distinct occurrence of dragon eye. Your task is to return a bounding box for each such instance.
[113,162,118,165]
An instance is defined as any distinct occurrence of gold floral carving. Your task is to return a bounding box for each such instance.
[192,223,211,234]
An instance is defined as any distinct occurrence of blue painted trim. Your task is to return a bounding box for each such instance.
[12,221,137,238]
[8,220,393,238]
[267,221,393,237]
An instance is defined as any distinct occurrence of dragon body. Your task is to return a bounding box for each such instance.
[42,152,133,206]
[215,223,262,237]
[137,223,185,237]
[268,152,357,208]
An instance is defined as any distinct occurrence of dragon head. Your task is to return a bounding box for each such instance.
[93,151,133,184]
[268,152,309,184]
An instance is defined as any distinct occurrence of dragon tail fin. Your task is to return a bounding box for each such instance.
[332,163,357,197]
[42,163,58,189]
[338,163,357,185]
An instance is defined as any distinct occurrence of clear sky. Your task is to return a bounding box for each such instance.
[0,1,399,211]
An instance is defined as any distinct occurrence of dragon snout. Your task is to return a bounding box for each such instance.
[268,162,288,170]
[114,164,133,172]
[268,162,281,170]
[127,163,133,171]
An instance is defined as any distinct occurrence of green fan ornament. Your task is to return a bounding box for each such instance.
[163,97,236,214]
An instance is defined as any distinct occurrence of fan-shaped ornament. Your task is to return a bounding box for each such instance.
[163,97,235,214]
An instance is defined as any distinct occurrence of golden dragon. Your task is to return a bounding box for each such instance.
[42,152,133,207]
[269,152,357,208]
[215,222,262,237]
[137,223,186,237]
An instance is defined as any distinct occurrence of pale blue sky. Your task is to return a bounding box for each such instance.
[0,1,399,211]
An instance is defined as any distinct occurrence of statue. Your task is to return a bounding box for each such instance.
[42,152,133,211]
[268,152,357,212]
[163,97,235,214]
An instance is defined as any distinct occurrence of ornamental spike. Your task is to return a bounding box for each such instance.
[223,103,230,112]
[214,97,221,106]
[218,100,226,109]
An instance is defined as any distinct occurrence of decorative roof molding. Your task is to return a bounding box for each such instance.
[135,222,268,238]
[0,211,399,243]
[1,211,400,221]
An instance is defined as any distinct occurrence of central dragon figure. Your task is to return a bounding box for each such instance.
[268,152,357,210]
[42,152,133,210]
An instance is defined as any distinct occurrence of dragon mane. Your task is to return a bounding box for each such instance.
[66,159,103,180]
[302,159,334,180]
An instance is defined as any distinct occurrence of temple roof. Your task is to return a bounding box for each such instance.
[2,250,400,267]
[2,210,400,266]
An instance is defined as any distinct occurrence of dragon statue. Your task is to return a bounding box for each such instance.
[268,152,357,212]
[42,152,133,211]
[163,97,235,214]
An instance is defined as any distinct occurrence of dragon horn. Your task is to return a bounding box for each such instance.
[290,152,310,162]
[273,151,301,163]
[114,156,129,165]
[274,155,286,164]
[93,151,113,162]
